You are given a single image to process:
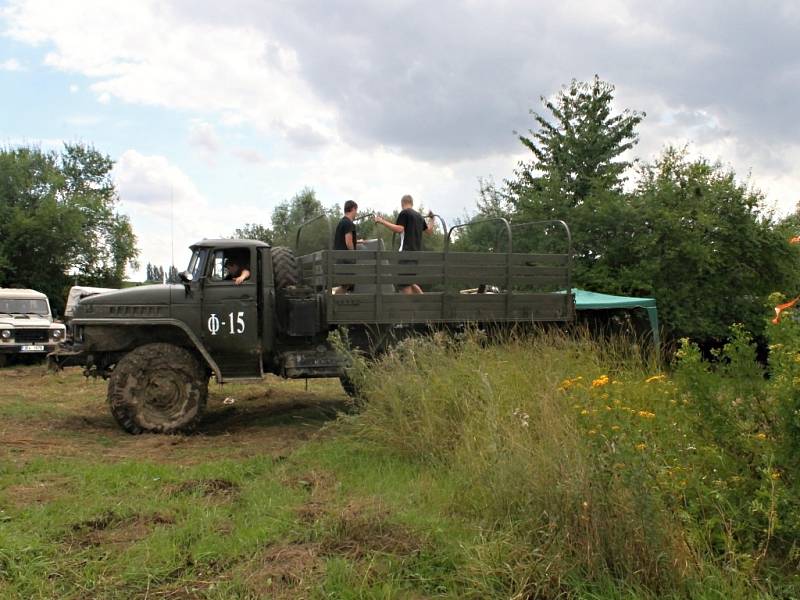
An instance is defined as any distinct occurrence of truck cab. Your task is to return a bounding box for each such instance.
[0,288,66,367]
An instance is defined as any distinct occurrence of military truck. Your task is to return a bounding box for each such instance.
[51,219,574,434]
[1,288,66,367]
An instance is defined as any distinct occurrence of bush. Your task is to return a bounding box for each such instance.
[347,327,800,597]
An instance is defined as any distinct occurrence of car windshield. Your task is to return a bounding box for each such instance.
[187,249,207,279]
[0,298,49,315]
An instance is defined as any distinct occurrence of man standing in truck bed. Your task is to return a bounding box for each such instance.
[374,194,434,294]
[333,200,358,294]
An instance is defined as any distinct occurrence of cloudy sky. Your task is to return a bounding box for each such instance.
[1,0,798,278]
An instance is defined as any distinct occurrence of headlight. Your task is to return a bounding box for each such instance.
[0,329,11,340]
[51,329,63,340]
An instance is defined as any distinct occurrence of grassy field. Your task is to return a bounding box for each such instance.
[0,365,444,598]
[2,326,800,598]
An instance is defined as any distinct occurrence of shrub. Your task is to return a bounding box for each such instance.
[347,327,800,597]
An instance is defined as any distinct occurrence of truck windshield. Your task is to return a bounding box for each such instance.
[0,298,49,315]
[187,249,207,279]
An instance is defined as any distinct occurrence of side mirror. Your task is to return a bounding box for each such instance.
[179,271,195,296]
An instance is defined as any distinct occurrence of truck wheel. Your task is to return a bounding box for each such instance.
[272,246,300,289]
[107,343,207,434]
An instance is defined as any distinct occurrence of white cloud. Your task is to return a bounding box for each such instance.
[231,147,267,164]
[113,150,220,277]
[4,0,799,222]
[68,83,78,93]
[187,120,222,164]
[0,57,22,70]
[4,0,336,145]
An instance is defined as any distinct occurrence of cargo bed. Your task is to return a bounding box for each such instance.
[299,249,575,325]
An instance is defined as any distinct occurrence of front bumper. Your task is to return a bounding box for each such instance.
[47,342,88,370]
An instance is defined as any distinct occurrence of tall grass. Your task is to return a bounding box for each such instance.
[346,327,800,598]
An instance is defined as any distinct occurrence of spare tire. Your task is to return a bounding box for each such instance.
[271,246,300,289]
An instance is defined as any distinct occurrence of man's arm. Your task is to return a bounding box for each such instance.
[374,215,404,234]
[233,269,251,285]
[344,231,355,250]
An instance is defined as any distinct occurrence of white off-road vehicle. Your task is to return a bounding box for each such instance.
[0,288,66,367]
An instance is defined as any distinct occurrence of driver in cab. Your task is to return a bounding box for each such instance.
[224,255,251,285]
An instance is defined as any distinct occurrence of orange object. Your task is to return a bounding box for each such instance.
[772,296,800,324]
[790,236,800,244]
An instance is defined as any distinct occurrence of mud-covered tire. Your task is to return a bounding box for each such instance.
[272,246,300,289]
[107,343,207,434]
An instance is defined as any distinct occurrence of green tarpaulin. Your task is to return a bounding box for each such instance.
[573,288,660,348]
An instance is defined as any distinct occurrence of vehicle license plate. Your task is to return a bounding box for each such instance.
[21,345,45,352]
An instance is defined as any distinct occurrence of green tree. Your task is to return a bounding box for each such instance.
[232,190,445,255]
[466,77,797,342]
[271,187,336,252]
[233,223,273,244]
[0,144,138,312]
[632,148,798,340]
[513,75,644,205]
[463,77,643,267]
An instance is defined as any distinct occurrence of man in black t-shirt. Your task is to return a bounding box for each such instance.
[375,194,435,294]
[332,200,358,294]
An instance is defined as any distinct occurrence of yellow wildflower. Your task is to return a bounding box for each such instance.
[754,432,767,441]
[591,375,610,388]
[771,471,781,481]
[558,376,583,392]
[635,442,647,451]
[645,374,666,383]
[637,410,656,419]
[587,429,597,435]
[580,409,590,416]
[611,425,620,431]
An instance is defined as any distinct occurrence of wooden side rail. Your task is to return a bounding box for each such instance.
[298,250,570,290]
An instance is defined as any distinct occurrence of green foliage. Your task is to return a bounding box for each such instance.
[631,150,798,340]
[270,187,336,251]
[464,76,799,342]
[232,222,272,243]
[232,189,445,255]
[458,77,644,270]
[0,144,138,312]
[144,263,179,284]
[348,328,800,597]
[513,75,644,204]
[762,295,800,470]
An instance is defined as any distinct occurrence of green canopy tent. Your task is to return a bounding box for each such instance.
[573,288,660,348]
